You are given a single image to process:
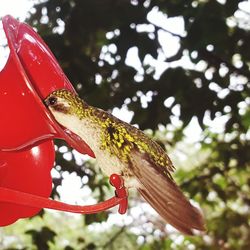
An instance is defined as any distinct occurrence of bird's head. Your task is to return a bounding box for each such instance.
[44,89,95,158]
[44,89,87,119]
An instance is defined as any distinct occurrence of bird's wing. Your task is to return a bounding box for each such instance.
[129,150,205,235]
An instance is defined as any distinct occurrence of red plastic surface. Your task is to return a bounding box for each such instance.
[0,15,128,226]
[0,141,54,226]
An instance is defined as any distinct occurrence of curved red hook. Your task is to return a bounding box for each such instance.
[0,174,128,215]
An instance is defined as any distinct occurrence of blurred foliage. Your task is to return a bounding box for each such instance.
[1,0,250,249]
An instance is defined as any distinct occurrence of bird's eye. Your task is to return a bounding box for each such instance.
[48,96,57,106]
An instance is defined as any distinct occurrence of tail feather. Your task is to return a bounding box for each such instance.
[139,188,193,235]
[131,151,205,235]
[140,168,204,231]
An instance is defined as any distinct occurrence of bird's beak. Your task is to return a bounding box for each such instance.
[44,98,50,107]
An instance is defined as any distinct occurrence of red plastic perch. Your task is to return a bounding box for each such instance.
[0,174,128,215]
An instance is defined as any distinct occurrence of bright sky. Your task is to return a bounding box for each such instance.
[0,0,33,20]
[0,0,34,69]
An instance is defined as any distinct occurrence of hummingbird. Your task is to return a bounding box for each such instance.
[45,89,205,235]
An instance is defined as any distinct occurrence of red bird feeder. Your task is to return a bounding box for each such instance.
[0,15,128,226]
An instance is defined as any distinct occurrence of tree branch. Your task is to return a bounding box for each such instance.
[239,7,250,16]
[102,226,126,249]
[154,24,184,39]
[180,166,225,189]
[199,49,250,79]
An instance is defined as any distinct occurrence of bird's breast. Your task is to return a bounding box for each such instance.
[52,111,140,188]
[76,119,127,175]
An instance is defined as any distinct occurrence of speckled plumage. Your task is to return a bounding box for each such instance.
[47,89,174,176]
[45,89,205,235]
